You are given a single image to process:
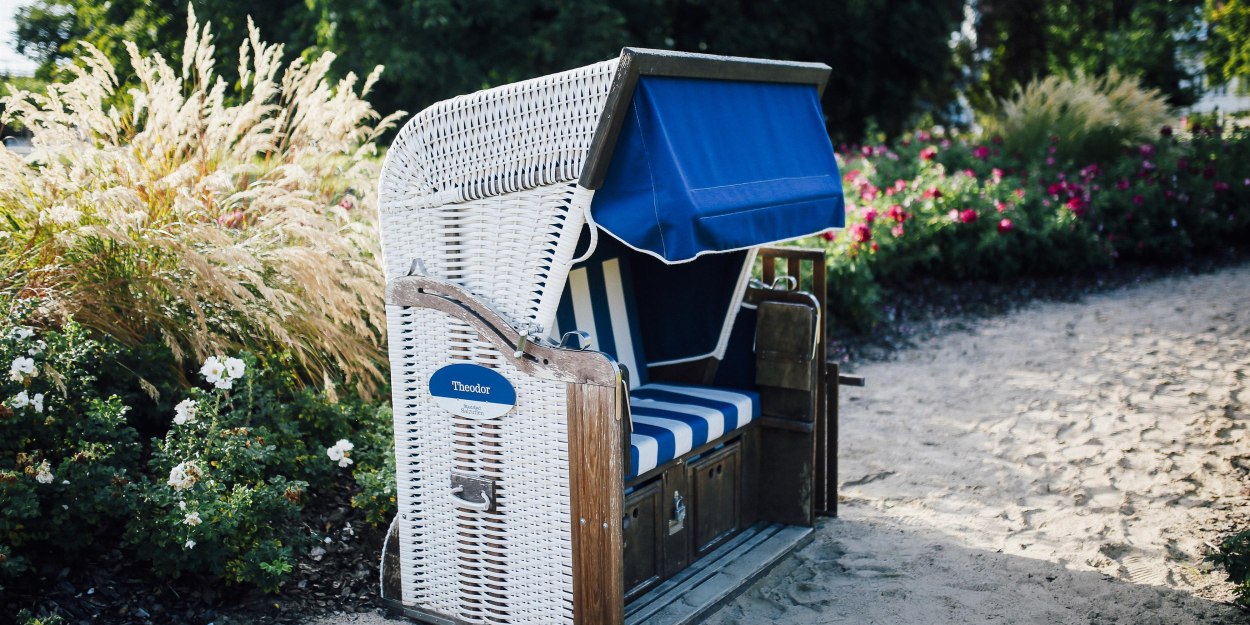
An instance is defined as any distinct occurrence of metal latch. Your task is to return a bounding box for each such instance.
[668,490,687,535]
[449,472,496,512]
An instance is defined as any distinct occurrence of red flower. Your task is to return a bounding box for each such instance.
[1133,195,1145,206]
[863,208,878,224]
[1117,179,1130,190]
[918,130,932,142]
[886,204,908,222]
[920,146,938,161]
[1065,197,1087,217]
[1203,165,1216,179]
[849,223,872,243]
[1015,188,1026,199]
[995,201,1008,213]
[991,134,1003,145]
[959,209,978,224]
[821,230,836,242]
[923,186,943,199]
[1160,125,1173,137]
[1047,182,1064,196]
[1215,181,1231,193]
[217,210,245,229]
[998,218,1014,233]
[973,145,990,160]
[860,185,878,201]
[870,242,879,252]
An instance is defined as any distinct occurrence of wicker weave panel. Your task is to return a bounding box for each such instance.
[388,305,574,625]
[380,60,617,209]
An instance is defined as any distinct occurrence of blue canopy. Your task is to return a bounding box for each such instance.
[589,75,844,264]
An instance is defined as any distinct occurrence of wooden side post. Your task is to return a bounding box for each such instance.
[567,382,625,625]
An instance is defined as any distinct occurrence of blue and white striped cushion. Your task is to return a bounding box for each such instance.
[553,257,648,386]
[627,382,760,479]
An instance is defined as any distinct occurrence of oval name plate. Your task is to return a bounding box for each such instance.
[429,363,517,420]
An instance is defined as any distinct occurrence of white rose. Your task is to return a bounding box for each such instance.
[173,398,198,425]
[34,460,53,484]
[8,356,36,381]
[183,511,202,526]
[10,391,29,409]
[200,356,225,386]
[167,461,202,491]
[223,357,245,380]
[184,539,196,550]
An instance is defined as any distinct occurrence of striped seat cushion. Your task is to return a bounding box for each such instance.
[627,382,760,479]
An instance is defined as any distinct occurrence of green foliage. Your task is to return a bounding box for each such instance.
[0,304,143,578]
[962,0,1205,113]
[1210,528,1250,607]
[1206,0,1250,88]
[980,71,1173,166]
[820,118,1250,330]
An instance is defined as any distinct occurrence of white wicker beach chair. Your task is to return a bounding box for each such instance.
[376,48,857,625]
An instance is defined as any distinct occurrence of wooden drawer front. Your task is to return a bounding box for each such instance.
[623,480,664,601]
[687,443,741,557]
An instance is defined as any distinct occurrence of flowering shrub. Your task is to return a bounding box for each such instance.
[0,11,402,400]
[0,304,142,582]
[817,116,1250,329]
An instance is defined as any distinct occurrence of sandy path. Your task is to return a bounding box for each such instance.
[704,263,1250,624]
[311,263,1250,625]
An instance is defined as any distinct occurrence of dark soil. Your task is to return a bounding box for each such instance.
[2,480,387,625]
[828,246,1250,371]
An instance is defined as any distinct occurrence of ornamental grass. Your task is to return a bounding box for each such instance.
[0,10,403,399]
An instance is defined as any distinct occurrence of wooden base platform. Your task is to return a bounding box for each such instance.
[624,522,813,625]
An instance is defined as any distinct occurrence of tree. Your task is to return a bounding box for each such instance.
[964,0,1205,112]
[1206,0,1250,88]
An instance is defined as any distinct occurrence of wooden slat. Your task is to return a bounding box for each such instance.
[568,383,625,625]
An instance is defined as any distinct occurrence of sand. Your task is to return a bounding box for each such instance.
[311,263,1250,625]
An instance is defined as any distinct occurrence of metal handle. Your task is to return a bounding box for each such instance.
[449,486,493,511]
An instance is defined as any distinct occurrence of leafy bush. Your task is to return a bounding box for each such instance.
[0,10,402,399]
[820,117,1250,330]
[1211,529,1250,607]
[980,71,1172,166]
[0,303,143,582]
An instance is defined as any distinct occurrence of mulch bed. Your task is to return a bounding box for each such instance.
[5,247,1247,625]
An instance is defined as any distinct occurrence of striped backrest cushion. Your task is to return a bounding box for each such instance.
[552,256,649,386]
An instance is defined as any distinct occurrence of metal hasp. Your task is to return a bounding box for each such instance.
[450,472,497,513]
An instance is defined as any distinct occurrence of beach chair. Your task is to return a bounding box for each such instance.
[375,48,859,625]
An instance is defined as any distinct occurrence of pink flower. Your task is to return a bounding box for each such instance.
[1116,179,1130,190]
[893,179,907,192]
[998,218,1014,233]
[1142,160,1156,171]
[860,185,878,201]
[886,204,908,223]
[217,210,245,229]
[948,209,960,222]
[917,130,933,142]
[338,196,355,210]
[995,201,1008,213]
[891,224,905,238]
[920,146,938,161]
[1133,195,1145,206]
[849,223,872,243]
[1047,183,1063,196]
[1139,143,1156,157]
[1065,197,1087,217]
[1215,181,1231,193]
[962,169,977,179]
[923,186,943,199]
[1015,188,1026,199]
[991,168,1004,181]
[863,209,878,224]
[959,209,978,224]
[973,145,990,160]
[1046,157,1056,166]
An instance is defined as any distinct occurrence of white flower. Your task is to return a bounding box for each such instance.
[28,340,46,356]
[223,357,245,381]
[184,539,196,550]
[34,460,53,484]
[11,327,33,340]
[183,511,202,526]
[10,391,29,409]
[167,461,202,491]
[173,398,198,425]
[179,500,187,511]
[30,393,43,413]
[200,356,227,387]
[8,356,36,381]
[326,439,354,468]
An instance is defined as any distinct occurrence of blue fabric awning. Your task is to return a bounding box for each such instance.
[589,75,844,264]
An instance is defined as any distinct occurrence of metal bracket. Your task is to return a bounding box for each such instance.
[668,490,687,535]
[449,472,496,513]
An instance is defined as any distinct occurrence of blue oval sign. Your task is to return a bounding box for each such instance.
[429,363,516,420]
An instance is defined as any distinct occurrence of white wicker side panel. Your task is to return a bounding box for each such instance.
[388,304,574,625]
[379,183,593,334]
